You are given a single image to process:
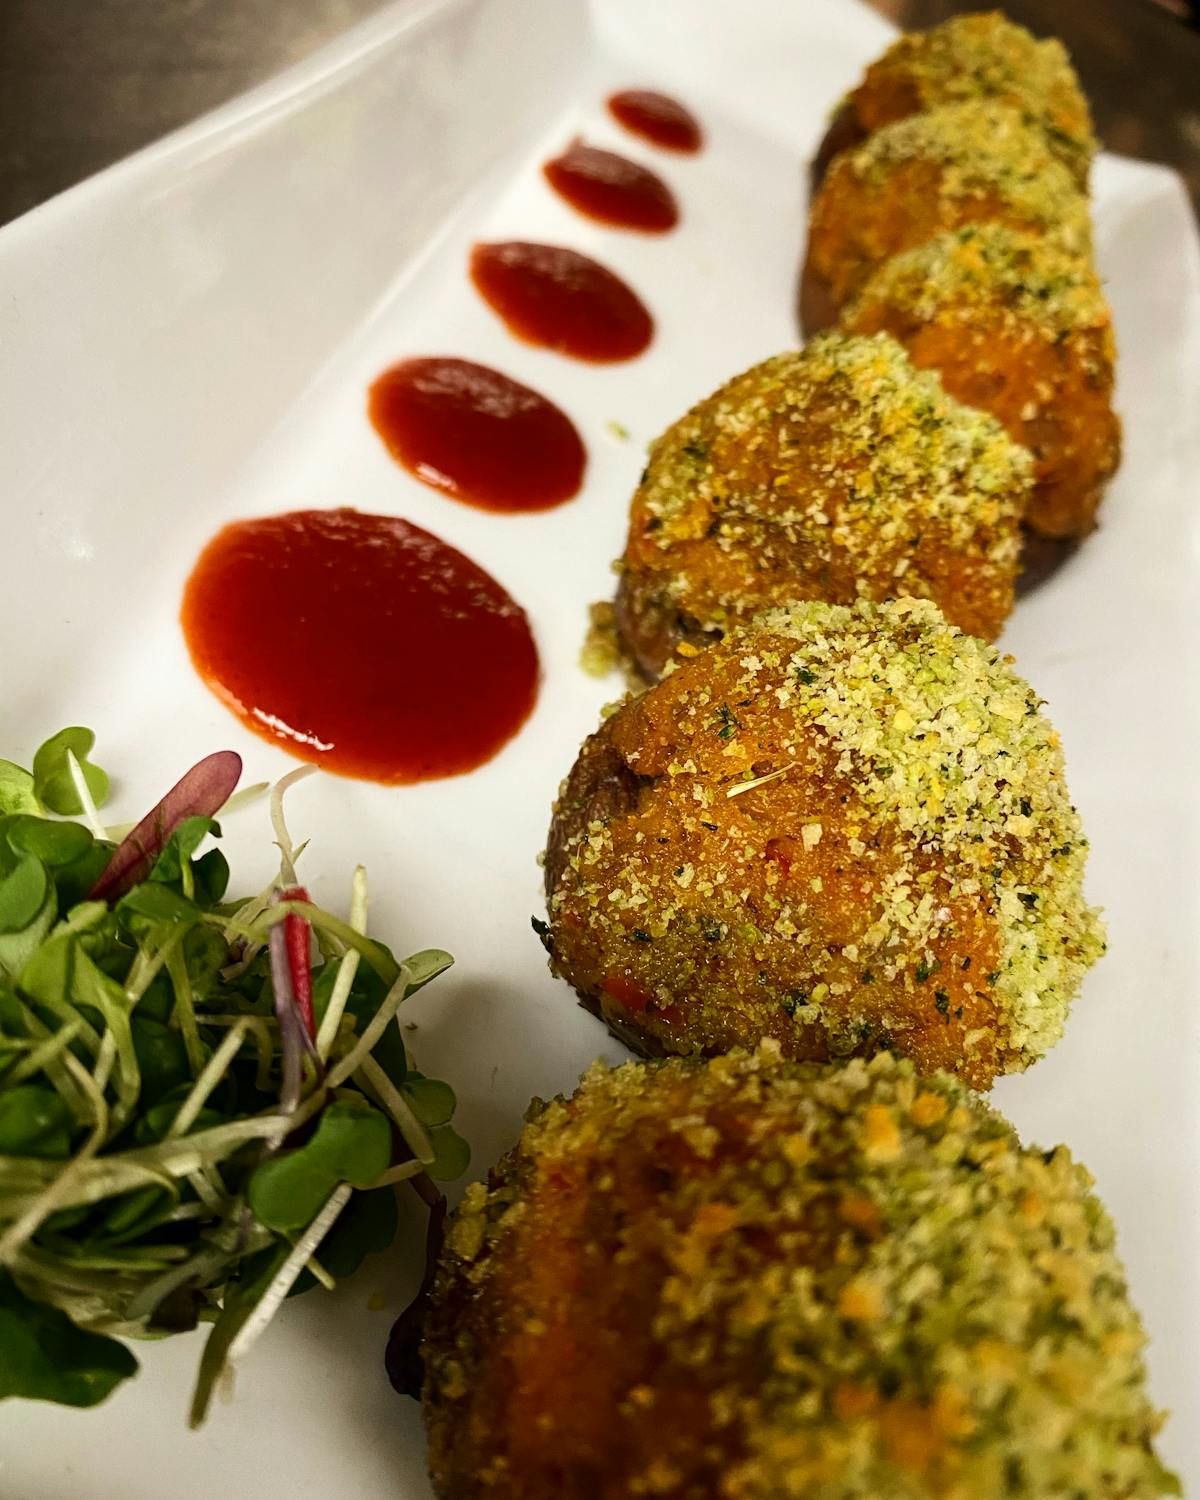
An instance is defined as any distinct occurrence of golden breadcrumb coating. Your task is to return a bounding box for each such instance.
[424,1045,1175,1500]
[803,101,1092,330]
[842,225,1119,538]
[545,599,1105,1087]
[818,11,1095,188]
[616,332,1029,680]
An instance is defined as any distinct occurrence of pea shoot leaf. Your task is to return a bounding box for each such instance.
[31,728,110,817]
[427,1125,471,1182]
[248,1099,392,1231]
[0,856,49,934]
[0,762,39,817]
[0,1274,137,1408]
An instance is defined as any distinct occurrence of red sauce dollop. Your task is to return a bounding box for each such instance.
[368,357,585,513]
[470,242,653,363]
[181,508,539,784]
[607,90,703,154]
[542,141,679,232]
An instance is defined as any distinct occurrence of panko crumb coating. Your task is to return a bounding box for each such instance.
[802,101,1093,332]
[843,225,1120,539]
[544,599,1105,1088]
[615,333,1029,681]
[423,1045,1176,1500]
[813,12,1096,191]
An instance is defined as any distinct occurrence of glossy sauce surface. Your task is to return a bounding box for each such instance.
[542,141,679,232]
[470,241,653,362]
[182,508,539,783]
[607,90,703,154]
[369,357,585,513]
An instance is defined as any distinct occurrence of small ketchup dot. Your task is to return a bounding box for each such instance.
[607,90,703,154]
[369,357,585,513]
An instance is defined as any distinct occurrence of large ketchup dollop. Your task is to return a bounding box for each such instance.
[181,508,539,783]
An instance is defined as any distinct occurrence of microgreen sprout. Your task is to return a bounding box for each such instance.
[0,731,464,1423]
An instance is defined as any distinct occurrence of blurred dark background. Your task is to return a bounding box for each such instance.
[1,0,1198,227]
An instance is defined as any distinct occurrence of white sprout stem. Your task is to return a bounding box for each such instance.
[186,1170,228,1216]
[91,1030,117,1097]
[0,1054,109,1266]
[356,1055,434,1165]
[6,1021,83,1087]
[225,1183,353,1367]
[364,1159,426,1190]
[325,966,414,1092]
[166,948,205,1076]
[303,1255,336,1292]
[269,766,319,887]
[168,1022,250,1139]
[0,1117,292,1218]
[217,782,270,819]
[65,748,107,840]
[123,926,187,1010]
[315,865,368,1061]
[196,1014,277,1092]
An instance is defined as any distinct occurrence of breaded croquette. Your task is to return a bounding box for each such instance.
[802,101,1092,333]
[423,1045,1174,1500]
[843,224,1120,538]
[812,11,1095,191]
[615,332,1029,681]
[544,599,1105,1088]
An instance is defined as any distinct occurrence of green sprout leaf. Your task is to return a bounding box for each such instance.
[5,817,93,869]
[248,1100,392,1232]
[32,728,110,817]
[0,1086,74,1158]
[148,817,229,906]
[0,1273,137,1408]
[426,1125,471,1182]
[404,1075,456,1128]
[0,862,56,979]
[0,856,49,934]
[116,882,200,938]
[0,763,39,817]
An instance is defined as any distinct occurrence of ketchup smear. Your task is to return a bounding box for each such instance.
[607,90,703,154]
[181,508,539,783]
[543,141,679,232]
[470,242,653,363]
[369,357,585,513]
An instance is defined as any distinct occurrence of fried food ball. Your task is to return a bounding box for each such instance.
[842,225,1120,539]
[615,332,1029,681]
[423,1045,1176,1500]
[812,12,1096,193]
[801,101,1092,334]
[543,599,1105,1089]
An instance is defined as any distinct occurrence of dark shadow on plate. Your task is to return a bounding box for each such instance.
[1016,529,1081,597]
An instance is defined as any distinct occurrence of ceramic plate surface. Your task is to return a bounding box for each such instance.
[1,0,1199,1494]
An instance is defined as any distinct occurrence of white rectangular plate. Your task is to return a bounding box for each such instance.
[1,1,1198,1494]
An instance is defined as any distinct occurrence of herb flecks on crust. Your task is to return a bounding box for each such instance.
[618,332,1030,672]
[547,599,1105,1084]
[425,1046,1176,1500]
[853,11,1097,183]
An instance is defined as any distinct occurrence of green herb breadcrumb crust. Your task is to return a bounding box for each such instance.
[844,224,1111,345]
[617,332,1029,673]
[855,12,1096,183]
[547,599,1105,1084]
[424,1045,1177,1499]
